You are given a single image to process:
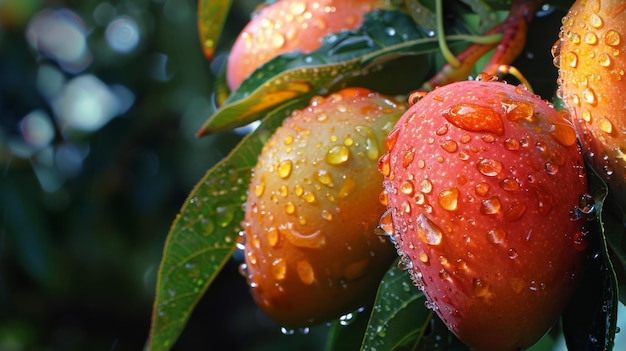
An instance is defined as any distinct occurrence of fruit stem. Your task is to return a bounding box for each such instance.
[421,0,545,91]
[435,0,461,68]
[495,65,534,93]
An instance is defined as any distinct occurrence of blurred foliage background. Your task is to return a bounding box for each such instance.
[0,0,313,350]
[1,0,624,351]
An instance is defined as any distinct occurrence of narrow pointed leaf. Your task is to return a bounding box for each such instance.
[197,0,232,60]
[360,263,433,351]
[148,97,307,350]
[563,167,618,351]
[197,10,460,135]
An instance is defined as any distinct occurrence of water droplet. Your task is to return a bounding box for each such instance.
[442,103,504,135]
[582,87,597,105]
[419,250,429,263]
[315,169,333,185]
[416,214,443,245]
[473,278,490,297]
[564,51,578,67]
[486,228,506,244]
[424,300,438,310]
[420,179,433,194]
[605,30,621,46]
[599,118,613,133]
[570,206,584,221]
[321,209,333,221]
[499,177,520,191]
[281,327,296,335]
[339,312,356,326]
[285,201,296,214]
[477,158,503,177]
[440,139,458,153]
[326,145,350,165]
[397,254,413,271]
[504,201,527,221]
[502,100,535,122]
[297,259,315,284]
[376,209,395,236]
[267,227,279,247]
[480,196,502,215]
[216,205,235,227]
[278,160,293,178]
[338,176,356,199]
[438,187,459,211]
[254,182,266,197]
[436,124,449,136]
[588,13,603,28]
[598,52,612,67]
[378,153,391,176]
[584,32,598,44]
[475,182,490,196]
[355,125,380,160]
[400,179,415,195]
[402,146,416,168]
[508,248,519,259]
[271,258,287,280]
[578,193,595,214]
[386,127,399,151]
[573,230,588,251]
[549,122,577,146]
[303,191,316,203]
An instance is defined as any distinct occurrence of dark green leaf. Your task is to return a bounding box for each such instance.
[197,9,460,135]
[326,310,371,351]
[197,0,233,60]
[562,167,618,351]
[148,97,308,350]
[360,263,433,351]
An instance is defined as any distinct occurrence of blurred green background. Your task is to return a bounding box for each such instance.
[2,1,626,351]
[0,0,313,350]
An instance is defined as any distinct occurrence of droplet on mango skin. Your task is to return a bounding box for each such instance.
[326,145,350,165]
[442,103,505,136]
[438,187,459,211]
[415,214,443,245]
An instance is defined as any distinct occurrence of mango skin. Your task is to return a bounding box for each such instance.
[557,0,626,209]
[380,79,588,351]
[226,0,381,90]
[242,88,405,327]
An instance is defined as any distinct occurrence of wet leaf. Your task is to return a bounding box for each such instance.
[197,0,232,60]
[197,9,456,135]
[326,310,371,351]
[148,97,307,351]
[360,262,433,351]
[562,167,618,351]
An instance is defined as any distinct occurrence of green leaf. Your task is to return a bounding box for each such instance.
[360,262,433,351]
[326,310,371,351]
[197,9,454,135]
[562,166,619,351]
[148,97,308,351]
[197,0,232,60]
